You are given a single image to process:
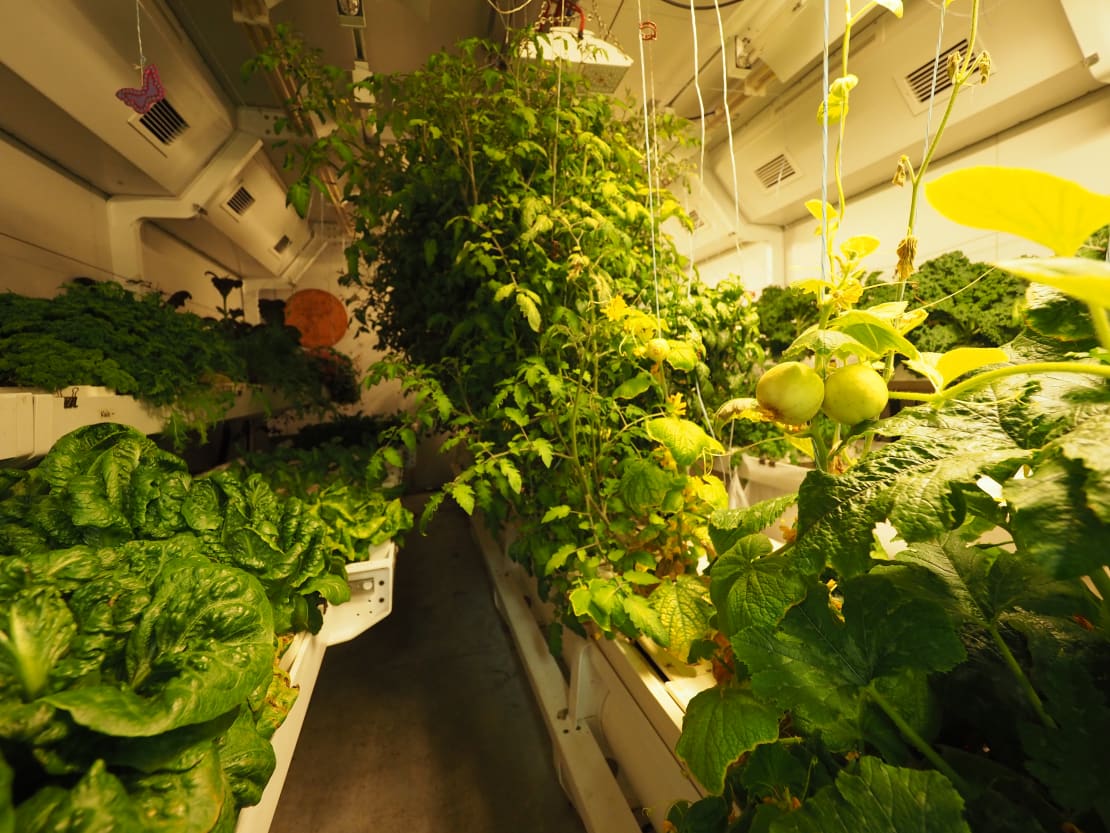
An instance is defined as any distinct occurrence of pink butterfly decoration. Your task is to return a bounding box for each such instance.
[116,64,165,114]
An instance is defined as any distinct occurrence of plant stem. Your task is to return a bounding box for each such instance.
[932,361,1110,404]
[986,622,1056,729]
[865,683,973,795]
[901,0,982,295]
[1088,303,1110,352]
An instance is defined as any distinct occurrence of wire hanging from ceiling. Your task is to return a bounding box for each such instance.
[687,0,708,259]
[484,0,539,15]
[819,0,830,286]
[657,0,746,9]
[920,0,949,159]
[633,0,662,331]
[710,0,745,260]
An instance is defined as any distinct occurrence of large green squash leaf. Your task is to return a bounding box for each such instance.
[770,756,971,833]
[889,534,1098,626]
[995,257,1110,308]
[1005,412,1110,578]
[925,167,1110,257]
[733,577,965,753]
[44,559,274,737]
[795,396,1031,577]
[708,495,797,556]
[675,687,781,793]
[1007,612,1110,818]
[710,537,809,636]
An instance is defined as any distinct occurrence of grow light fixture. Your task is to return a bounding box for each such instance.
[519,26,633,94]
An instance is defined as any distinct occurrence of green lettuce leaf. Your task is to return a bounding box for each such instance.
[44,559,274,737]
[214,707,277,808]
[0,750,12,833]
[0,588,78,701]
[14,760,143,833]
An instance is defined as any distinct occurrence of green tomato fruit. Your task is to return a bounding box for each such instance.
[756,361,825,424]
[645,338,670,362]
[821,363,889,425]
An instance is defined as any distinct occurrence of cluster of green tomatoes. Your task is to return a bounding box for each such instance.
[755,360,889,426]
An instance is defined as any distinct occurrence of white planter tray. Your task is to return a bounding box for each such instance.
[0,385,287,464]
[318,541,397,647]
[235,542,397,833]
[470,517,705,833]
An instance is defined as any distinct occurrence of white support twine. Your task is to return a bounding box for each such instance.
[634,0,663,331]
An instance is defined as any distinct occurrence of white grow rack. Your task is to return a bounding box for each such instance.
[235,540,397,833]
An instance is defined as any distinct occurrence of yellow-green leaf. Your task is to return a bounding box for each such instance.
[691,475,729,510]
[541,504,572,523]
[925,167,1110,256]
[804,200,839,223]
[817,74,859,123]
[623,594,668,645]
[934,347,1010,388]
[828,310,921,361]
[874,0,904,16]
[516,294,542,332]
[649,575,713,659]
[903,354,944,391]
[791,278,833,296]
[787,328,881,361]
[716,397,768,424]
[664,340,700,372]
[613,372,654,400]
[861,300,930,336]
[545,543,579,576]
[646,418,725,467]
[993,257,1110,308]
[841,234,881,259]
[493,283,515,302]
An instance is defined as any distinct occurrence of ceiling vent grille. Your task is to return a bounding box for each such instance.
[226,186,255,215]
[904,39,969,104]
[272,235,292,254]
[754,153,797,190]
[137,98,189,146]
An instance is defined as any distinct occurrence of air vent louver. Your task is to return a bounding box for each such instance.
[754,153,797,189]
[226,186,255,215]
[138,98,189,145]
[904,39,969,104]
[273,235,292,254]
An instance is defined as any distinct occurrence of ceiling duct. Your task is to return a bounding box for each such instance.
[710,0,1100,227]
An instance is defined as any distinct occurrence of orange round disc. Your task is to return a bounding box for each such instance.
[283,289,348,348]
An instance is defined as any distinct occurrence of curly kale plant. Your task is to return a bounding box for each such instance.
[864,251,1026,352]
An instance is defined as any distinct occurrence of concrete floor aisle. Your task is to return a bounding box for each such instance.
[270,494,589,833]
